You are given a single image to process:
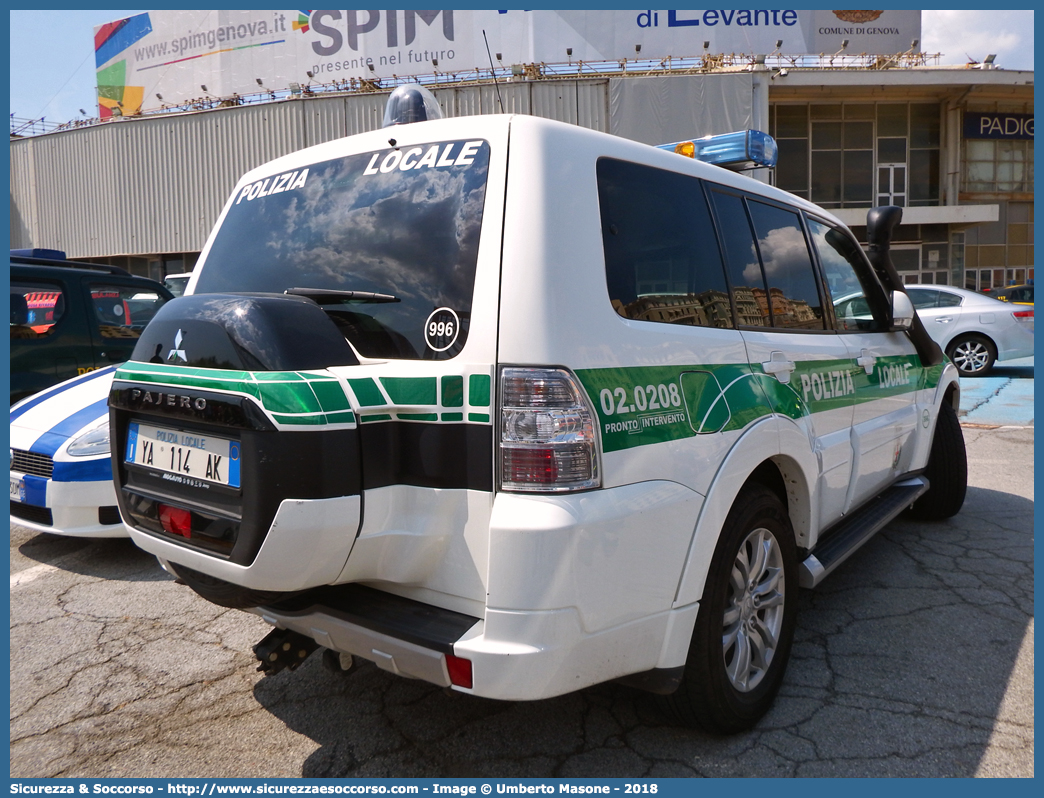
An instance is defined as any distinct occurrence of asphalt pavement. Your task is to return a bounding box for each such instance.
[9,362,1034,778]
[959,356,1034,427]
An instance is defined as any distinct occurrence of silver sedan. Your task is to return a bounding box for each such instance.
[905,284,1034,376]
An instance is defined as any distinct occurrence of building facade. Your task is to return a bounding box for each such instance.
[10,63,1033,292]
[765,67,1033,291]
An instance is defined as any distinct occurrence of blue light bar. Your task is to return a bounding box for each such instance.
[656,130,778,171]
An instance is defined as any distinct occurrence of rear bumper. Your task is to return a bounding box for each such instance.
[250,583,480,689]
[250,582,700,701]
[245,480,704,700]
[996,322,1035,361]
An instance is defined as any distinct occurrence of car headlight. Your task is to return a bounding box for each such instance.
[67,421,111,457]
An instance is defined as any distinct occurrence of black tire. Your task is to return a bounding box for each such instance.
[946,334,996,377]
[169,562,297,609]
[664,483,799,733]
[908,401,967,520]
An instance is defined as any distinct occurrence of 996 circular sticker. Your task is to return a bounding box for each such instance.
[424,307,460,352]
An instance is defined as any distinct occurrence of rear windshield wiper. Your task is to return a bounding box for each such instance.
[285,287,401,304]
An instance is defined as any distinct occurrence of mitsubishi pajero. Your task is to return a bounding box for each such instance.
[109,99,966,732]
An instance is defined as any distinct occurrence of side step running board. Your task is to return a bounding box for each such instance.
[800,476,929,589]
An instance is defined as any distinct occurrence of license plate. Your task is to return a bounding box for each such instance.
[126,422,241,488]
[10,476,25,502]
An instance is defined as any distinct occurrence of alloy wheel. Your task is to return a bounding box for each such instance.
[951,339,991,374]
[722,527,786,692]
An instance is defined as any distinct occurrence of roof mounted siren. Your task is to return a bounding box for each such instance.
[382,84,443,127]
[657,130,778,171]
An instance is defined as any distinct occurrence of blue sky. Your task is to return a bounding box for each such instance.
[9,9,1035,126]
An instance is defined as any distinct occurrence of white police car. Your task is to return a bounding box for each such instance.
[10,366,124,538]
[107,87,966,732]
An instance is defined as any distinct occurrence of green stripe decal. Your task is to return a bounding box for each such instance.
[577,353,927,454]
[381,377,437,405]
[469,374,491,407]
[577,364,773,453]
[923,362,945,390]
[348,378,386,407]
[112,363,358,428]
[311,380,352,412]
[115,362,253,382]
[113,363,262,399]
[253,372,306,382]
[258,382,322,414]
[679,371,730,433]
[271,413,327,426]
[442,375,464,407]
[325,410,357,424]
[114,363,496,427]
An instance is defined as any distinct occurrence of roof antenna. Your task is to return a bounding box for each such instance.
[482,29,505,113]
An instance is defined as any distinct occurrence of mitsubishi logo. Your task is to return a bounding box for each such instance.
[167,329,187,363]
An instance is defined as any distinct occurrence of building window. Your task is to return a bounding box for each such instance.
[951,232,966,288]
[962,139,1034,193]
[773,105,809,200]
[909,103,941,204]
[772,102,938,209]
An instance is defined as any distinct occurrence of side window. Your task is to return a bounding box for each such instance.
[11,282,66,339]
[807,218,887,332]
[745,200,825,330]
[711,191,769,326]
[907,288,940,309]
[597,158,734,329]
[90,283,168,339]
[937,291,963,308]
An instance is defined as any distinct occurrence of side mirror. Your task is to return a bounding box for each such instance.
[891,290,914,331]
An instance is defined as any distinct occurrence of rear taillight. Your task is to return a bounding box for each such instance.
[499,367,601,492]
[158,503,192,538]
[1012,309,1033,325]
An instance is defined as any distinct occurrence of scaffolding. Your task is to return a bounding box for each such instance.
[12,50,964,138]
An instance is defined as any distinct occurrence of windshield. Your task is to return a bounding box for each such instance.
[196,139,490,360]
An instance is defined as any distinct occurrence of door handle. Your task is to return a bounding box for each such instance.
[856,349,876,375]
[761,351,796,384]
[936,317,953,323]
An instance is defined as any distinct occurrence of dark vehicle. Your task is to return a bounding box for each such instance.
[163,273,192,297]
[986,283,1034,306]
[10,251,174,403]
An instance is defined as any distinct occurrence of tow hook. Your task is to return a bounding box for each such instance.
[253,628,319,675]
[321,648,359,675]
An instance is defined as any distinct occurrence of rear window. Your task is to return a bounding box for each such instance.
[195,139,490,360]
[908,288,963,309]
[90,283,170,337]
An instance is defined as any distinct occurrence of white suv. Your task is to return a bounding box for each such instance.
[108,111,966,733]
